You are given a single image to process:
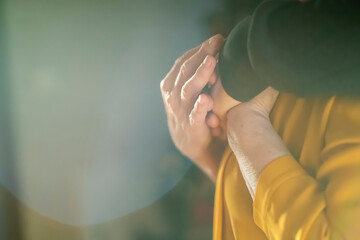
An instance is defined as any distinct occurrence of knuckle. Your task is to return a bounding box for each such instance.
[189,112,197,126]
[180,62,190,78]
[199,42,210,55]
[181,82,193,100]
[177,49,191,64]
[193,104,203,116]
[175,46,197,68]
[160,79,167,92]
[183,48,194,58]
[200,41,207,51]
[165,93,175,109]
[174,57,182,67]
[175,49,190,67]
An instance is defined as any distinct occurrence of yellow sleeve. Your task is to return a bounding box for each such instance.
[252,96,360,240]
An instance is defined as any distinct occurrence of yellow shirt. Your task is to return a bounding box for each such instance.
[213,92,360,240]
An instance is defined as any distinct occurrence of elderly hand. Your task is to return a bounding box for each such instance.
[226,87,292,198]
[160,34,227,182]
[227,86,280,119]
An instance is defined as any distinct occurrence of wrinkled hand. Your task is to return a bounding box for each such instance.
[160,34,226,179]
[226,87,291,198]
[227,86,279,121]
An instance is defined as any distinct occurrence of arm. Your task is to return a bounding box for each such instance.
[227,94,360,239]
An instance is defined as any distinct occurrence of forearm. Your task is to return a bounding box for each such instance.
[226,106,291,197]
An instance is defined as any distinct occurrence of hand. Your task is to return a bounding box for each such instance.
[226,87,291,198]
[160,34,227,182]
[227,86,279,121]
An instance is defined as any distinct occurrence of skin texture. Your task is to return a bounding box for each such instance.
[225,87,292,199]
[161,34,292,193]
[160,34,227,183]
[209,70,291,199]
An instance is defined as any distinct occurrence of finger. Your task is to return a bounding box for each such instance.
[160,45,200,96]
[208,70,218,86]
[180,55,216,103]
[206,112,220,128]
[189,94,213,127]
[173,34,224,97]
[211,127,227,141]
[164,90,179,115]
[211,127,222,137]
[160,34,223,95]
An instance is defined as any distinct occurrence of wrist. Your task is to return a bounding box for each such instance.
[195,151,218,182]
[193,139,227,183]
[226,103,269,133]
[225,105,291,195]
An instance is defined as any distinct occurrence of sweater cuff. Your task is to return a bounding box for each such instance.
[252,155,306,235]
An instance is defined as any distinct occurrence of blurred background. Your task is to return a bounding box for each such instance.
[0,0,260,239]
